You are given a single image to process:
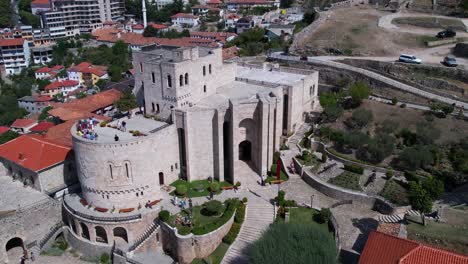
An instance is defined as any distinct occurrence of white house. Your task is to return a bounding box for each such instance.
[171,13,200,27]
[43,80,80,97]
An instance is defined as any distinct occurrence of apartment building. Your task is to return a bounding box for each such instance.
[41,0,125,35]
[0,38,31,75]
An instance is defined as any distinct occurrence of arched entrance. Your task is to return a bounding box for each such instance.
[5,237,24,262]
[95,226,108,244]
[80,223,90,240]
[113,227,128,244]
[239,141,252,161]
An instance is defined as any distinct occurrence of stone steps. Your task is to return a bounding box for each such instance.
[222,199,274,264]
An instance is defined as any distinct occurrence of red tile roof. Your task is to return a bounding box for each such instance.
[45,121,75,147]
[132,24,144,30]
[190,31,237,43]
[171,13,199,19]
[44,80,79,91]
[0,134,71,172]
[11,119,37,128]
[36,65,63,74]
[359,231,468,264]
[222,46,238,60]
[150,23,168,30]
[31,0,49,5]
[207,0,222,4]
[30,122,55,132]
[0,38,24,47]
[48,89,121,121]
[0,126,10,135]
[36,67,52,74]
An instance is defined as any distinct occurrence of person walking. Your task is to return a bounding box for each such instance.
[30,252,35,262]
[209,190,214,200]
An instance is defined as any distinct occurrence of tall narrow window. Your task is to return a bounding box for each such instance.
[125,163,129,178]
[152,103,155,112]
[167,75,172,88]
[156,104,160,113]
[139,62,143,73]
[109,165,113,179]
[203,66,206,76]
[179,75,183,86]
[209,64,212,74]
[309,86,313,96]
[185,73,189,85]
[203,85,206,93]
[151,72,155,83]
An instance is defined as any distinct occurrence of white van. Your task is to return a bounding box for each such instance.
[398,54,422,64]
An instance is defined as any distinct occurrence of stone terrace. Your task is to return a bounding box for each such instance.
[0,176,51,213]
[73,115,168,143]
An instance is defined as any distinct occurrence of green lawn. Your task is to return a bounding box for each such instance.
[289,207,331,233]
[168,205,225,234]
[170,180,232,198]
[328,171,362,191]
[407,219,468,255]
[379,179,409,206]
[191,242,230,264]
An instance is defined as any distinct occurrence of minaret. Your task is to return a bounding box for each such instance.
[142,0,147,28]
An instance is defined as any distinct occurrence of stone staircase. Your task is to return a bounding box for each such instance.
[378,214,405,223]
[222,198,275,264]
[128,221,159,252]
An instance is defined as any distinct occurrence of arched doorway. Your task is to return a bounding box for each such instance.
[239,141,252,161]
[80,223,90,240]
[113,227,128,244]
[158,172,164,185]
[5,237,24,262]
[95,226,108,244]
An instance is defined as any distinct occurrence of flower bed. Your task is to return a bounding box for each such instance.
[379,179,409,206]
[170,179,232,198]
[328,171,363,191]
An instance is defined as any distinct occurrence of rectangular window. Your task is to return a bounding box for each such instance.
[125,163,129,178]
[139,62,143,73]
[109,165,113,179]
[151,72,155,83]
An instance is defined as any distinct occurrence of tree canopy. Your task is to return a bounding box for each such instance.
[115,89,137,112]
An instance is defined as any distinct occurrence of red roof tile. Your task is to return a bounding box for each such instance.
[132,24,144,29]
[44,80,79,91]
[30,122,55,132]
[31,0,49,5]
[0,134,71,172]
[0,126,10,135]
[150,23,168,30]
[171,13,199,19]
[0,38,24,47]
[36,67,52,74]
[11,119,37,128]
[360,231,468,264]
[45,121,75,147]
[68,62,92,72]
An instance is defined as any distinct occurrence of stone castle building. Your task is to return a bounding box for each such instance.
[1,45,320,263]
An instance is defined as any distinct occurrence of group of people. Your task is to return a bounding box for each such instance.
[174,214,192,227]
[19,250,35,263]
[116,120,127,132]
[173,196,191,210]
[76,117,99,141]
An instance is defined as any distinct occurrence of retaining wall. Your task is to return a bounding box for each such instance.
[160,212,235,264]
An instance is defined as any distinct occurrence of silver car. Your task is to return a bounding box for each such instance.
[399,54,422,64]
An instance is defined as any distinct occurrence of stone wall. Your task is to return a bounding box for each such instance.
[0,199,62,263]
[65,227,113,259]
[290,10,330,54]
[160,212,235,264]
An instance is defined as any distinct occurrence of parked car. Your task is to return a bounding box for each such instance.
[300,56,308,61]
[443,56,458,67]
[437,29,456,38]
[398,54,422,64]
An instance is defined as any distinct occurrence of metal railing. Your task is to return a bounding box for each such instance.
[39,222,64,249]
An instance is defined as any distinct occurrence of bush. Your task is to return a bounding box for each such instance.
[321,153,328,163]
[391,97,398,105]
[400,103,406,108]
[210,182,220,192]
[242,197,248,203]
[204,200,223,216]
[159,210,170,222]
[343,163,364,174]
[404,171,421,183]
[315,208,332,224]
[345,108,373,129]
[100,253,110,264]
[223,223,241,244]
[100,121,107,127]
[235,204,246,224]
[178,226,191,235]
[235,181,241,187]
[176,185,188,196]
[275,190,286,205]
[250,223,336,264]
[386,170,394,180]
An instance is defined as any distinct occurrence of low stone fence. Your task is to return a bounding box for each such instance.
[425,38,458,47]
[301,169,410,214]
[160,212,236,264]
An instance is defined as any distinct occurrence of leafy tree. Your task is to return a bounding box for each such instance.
[378,119,399,134]
[344,131,370,149]
[348,81,370,105]
[0,0,12,27]
[95,79,108,90]
[143,26,159,37]
[448,138,468,176]
[416,122,440,144]
[408,181,433,225]
[0,130,19,144]
[422,176,444,200]
[398,145,434,170]
[114,89,137,112]
[302,12,316,24]
[36,79,51,91]
[315,208,331,224]
[250,223,336,264]
[345,108,373,129]
[19,10,40,27]
[322,105,343,122]
[280,0,294,8]
[38,106,53,121]
[0,96,28,126]
[227,27,269,56]
[319,93,338,108]
[400,128,417,146]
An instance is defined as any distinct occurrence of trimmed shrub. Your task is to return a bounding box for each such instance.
[178,226,191,235]
[176,185,188,196]
[235,181,241,187]
[404,171,421,183]
[210,182,220,192]
[315,208,332,224]
[223,223,241,244]
[386,170,394,180]
[204,200,223,216]
[159,210,170,222]
[100,121,108,127]
[235,204,246,224]
[343,163,364,174]
[321,152,328,163]
[250,223,336,264]
[242,197,248,204]
[100,253,110,264]
[275,190,286,205]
